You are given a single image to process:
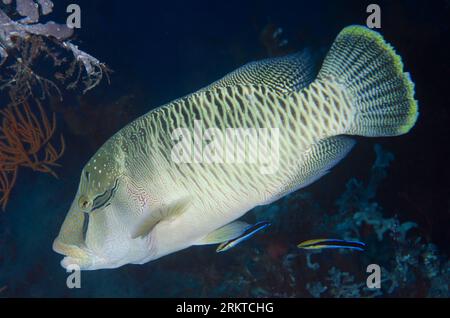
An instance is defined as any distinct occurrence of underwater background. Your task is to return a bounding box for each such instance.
[0,0,449,297]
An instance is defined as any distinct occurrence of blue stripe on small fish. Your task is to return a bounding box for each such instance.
[216,221,271,253]
[297,238,366,251]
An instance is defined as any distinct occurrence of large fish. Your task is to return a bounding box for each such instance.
[53,25,418,270]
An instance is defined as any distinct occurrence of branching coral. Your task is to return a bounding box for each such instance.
[0,35,64,101]
[302,145,449,297]
[0,101,64,210]
[187,145,449,298]
[0,0,111,99]
[0,32,111,101]
[0,169,16,211]
[63,42,111,94]
[0,0,109,210]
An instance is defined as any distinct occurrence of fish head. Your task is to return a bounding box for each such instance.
[53,145,146,270]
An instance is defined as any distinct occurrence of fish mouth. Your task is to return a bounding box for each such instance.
[52,240,94,270]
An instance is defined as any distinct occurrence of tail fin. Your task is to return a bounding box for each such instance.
[318,25,418,137]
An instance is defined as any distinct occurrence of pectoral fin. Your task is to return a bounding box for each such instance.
[131,197,190,239]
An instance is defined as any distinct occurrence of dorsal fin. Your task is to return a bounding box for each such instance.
[200,50,316,94]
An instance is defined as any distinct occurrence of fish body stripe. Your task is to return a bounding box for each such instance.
[112,80,353,216]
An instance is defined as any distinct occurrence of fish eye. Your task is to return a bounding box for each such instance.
[92,178,119,211]
[78,195,92,210]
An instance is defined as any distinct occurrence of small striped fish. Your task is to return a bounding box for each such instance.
[298,239,366,252]
[53,25,418,270]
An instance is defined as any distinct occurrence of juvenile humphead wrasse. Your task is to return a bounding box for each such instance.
[53,26,418,270]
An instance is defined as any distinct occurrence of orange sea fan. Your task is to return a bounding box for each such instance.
[0,101,65,210]
[0,169,17,210]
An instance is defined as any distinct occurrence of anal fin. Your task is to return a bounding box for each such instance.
[196,221,250,245]
[196,221,271,253]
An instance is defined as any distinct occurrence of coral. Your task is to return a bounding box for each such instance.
[186,144,449,298]
[325,267,364,297]
[0,0,109,210]
[0,100,64,209]
[0,0,110,99]
[0,0,72,50]
[63,42,111,94]
[0,74,65,212]
[305,281,327,298]
[0,101,64,174]
[302,145,449,297]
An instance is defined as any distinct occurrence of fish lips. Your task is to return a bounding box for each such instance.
[52,240,96,270]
